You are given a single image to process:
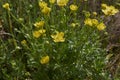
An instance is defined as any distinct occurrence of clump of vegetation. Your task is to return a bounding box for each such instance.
[0,0,120,80]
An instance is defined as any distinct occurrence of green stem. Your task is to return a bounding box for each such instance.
[8,11,17,47]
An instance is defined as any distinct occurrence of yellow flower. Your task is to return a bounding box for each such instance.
[84,18,93,26]
[40,56,50,64]
[21,40,27,45]
[39,1,47,9]
[71,23,76,27]
[3,3,10,10]
[101,4,119,16]
[33,30,41,38]
[49,0,56,4]
[34,21,45,28]
[97,22,106,30]
[57,0,69,7]
[92,19,99,26]
[41,6,51,15]
[101,3,108,9]
[84,18,99,26]
[51,31,65,42]
[71,23,79,28]
[33,29,46,38]
[38,29,46,34]
[70,4,78,11]
[103,6,119,15]
[83,11,91,18]
[93,12,97,16]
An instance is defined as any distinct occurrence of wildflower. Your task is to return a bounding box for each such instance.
[33,29,46,38]
[84,18,93,26]
[40,55,50,64]
[39,1,47,9]
[21,40,27,45]
[51,31,65,42]
[2,3,10,10]
[92,19,99,26]
[71,23,76,27]
[83,11,91,18]
[57,0,69,7]
[71,23,79,28]
[93,12,97,16]
[84,18,99,26]
[97,22,106,30]
[49,0,55,4]
[33,30,41,38]
[101,3,108,9]
[101,4,119,16]
[70,4,78,11]
[41,6,51,15]
[38,29,46,34]
[34,21,45,28]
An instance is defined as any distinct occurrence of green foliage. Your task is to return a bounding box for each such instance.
[0,0,119,80]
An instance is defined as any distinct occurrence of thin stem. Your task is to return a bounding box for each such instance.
[8,11,17,47]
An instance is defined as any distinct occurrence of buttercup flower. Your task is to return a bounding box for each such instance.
[49,0,55,4]
[33,30,41,38]
[41,6,51,15]
[93,12,97,16]
[21,40,27,45]
[34,21,45,28]
[101,3,108,9]
[84,18,93,26]
[3,3,10,10]
[92,19,99,26]
[71,23,79,28]
[57,0,69,7]
[97,22,106,30]
[101,4,119,16]
[83,11,91,18]
[40,55,50,64]
[33,29,46,38]
[84,18,98,26]
[39,1,47,9]
[38,29,46,34]
[71,23,76,27]
[70,4,78,11]
[51,31,65,42]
